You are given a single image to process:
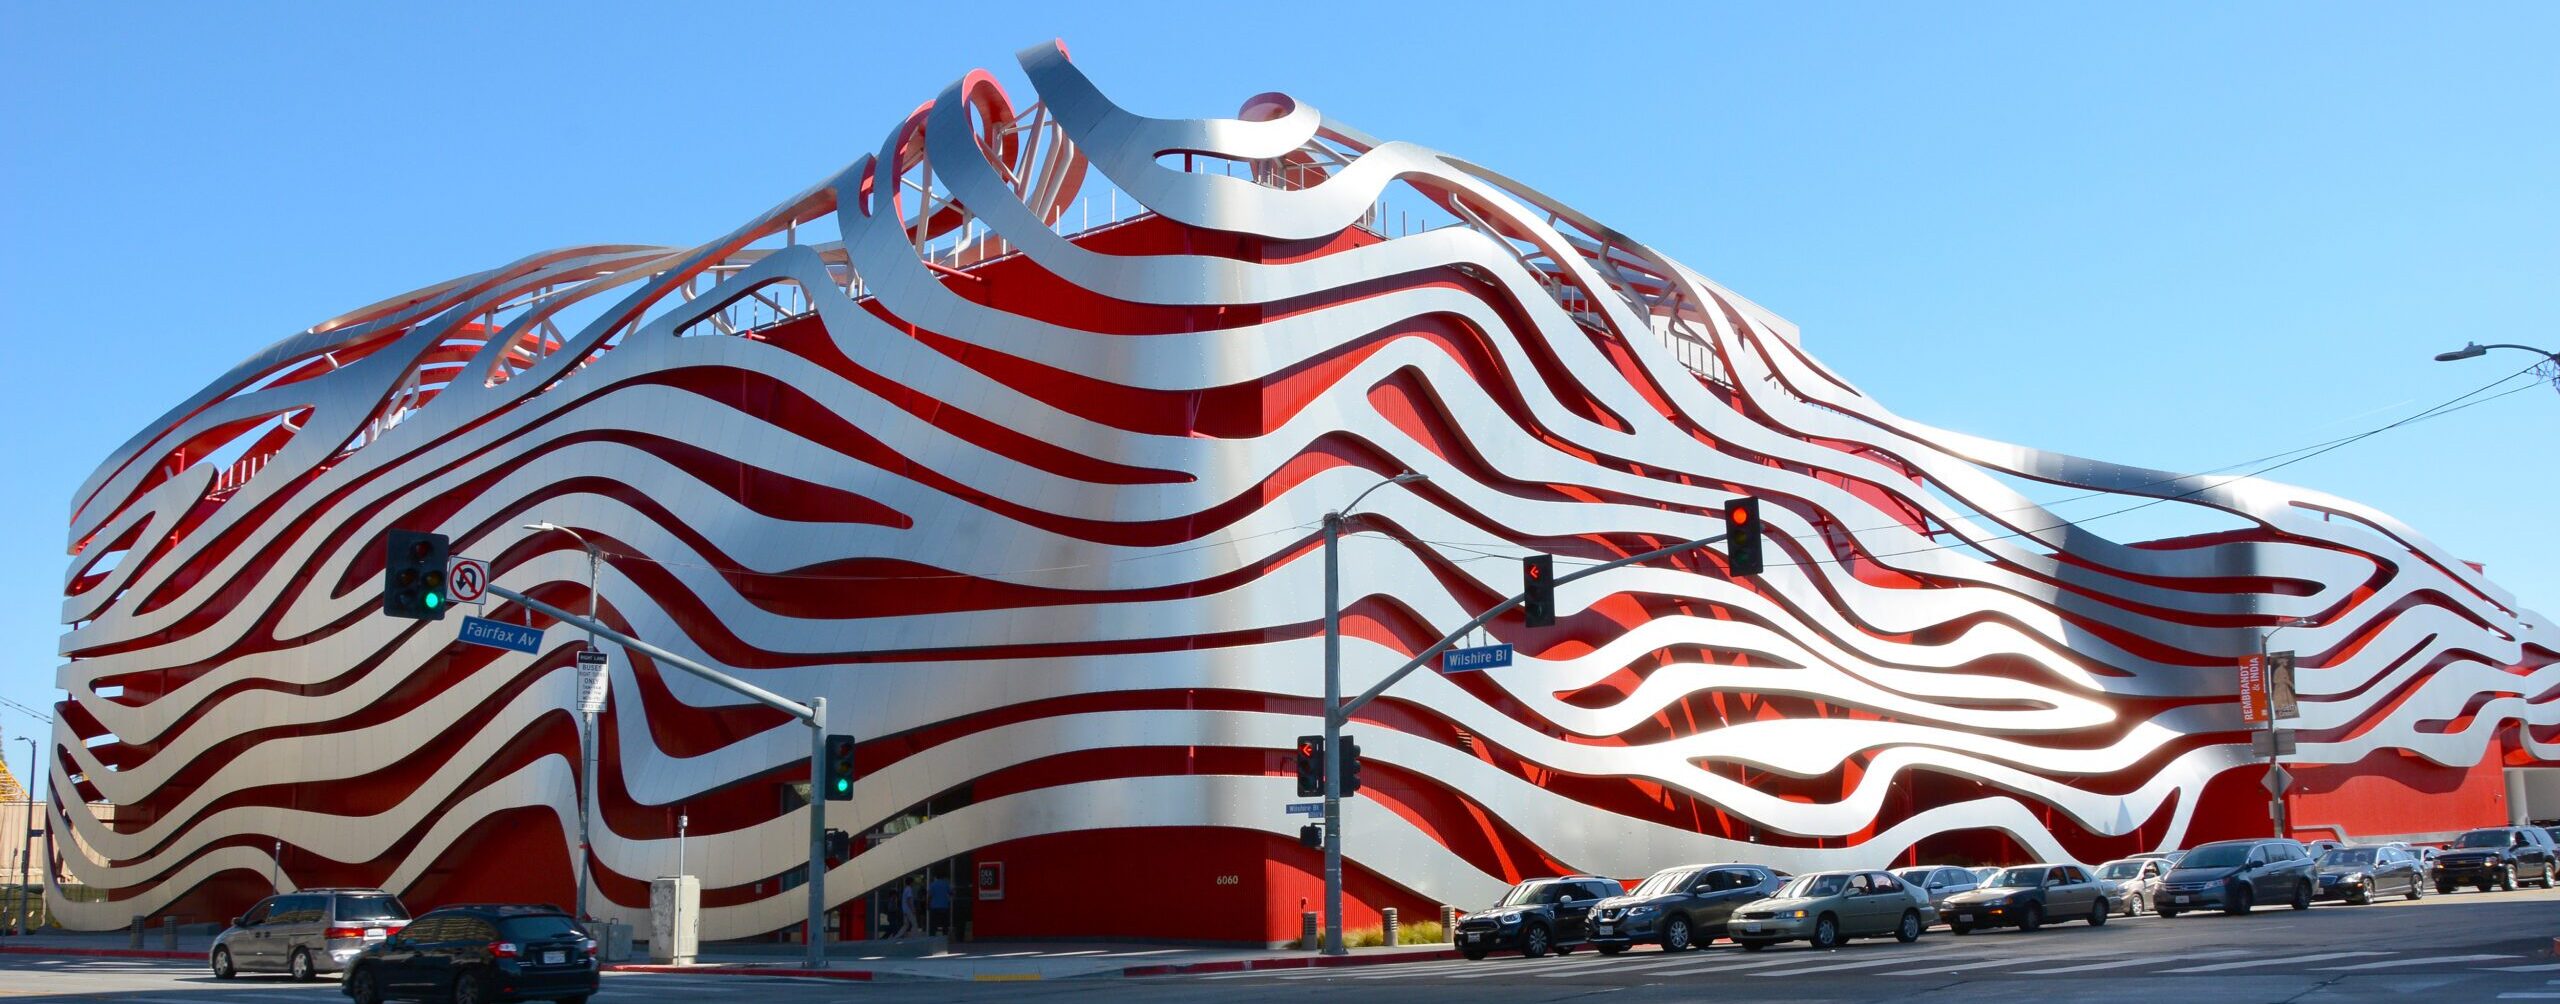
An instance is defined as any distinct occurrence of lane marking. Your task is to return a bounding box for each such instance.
[2011,950,2250,974]
[2162,951,2390,973]
[2484,963,2560,972]
[2494,995,2560,1000]
[1097,949,1188,957]
[1445,956,1619,979]
[2315,953,2518,971]
[1651,954,1868,977]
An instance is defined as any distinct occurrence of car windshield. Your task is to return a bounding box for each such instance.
[1495,882,1563,908]
[335,895,406,921]
[2320,849,2379,867]
[499,916,585,940]
[2096,861,2143,880]
[1989,867,2044,887]
[2455,830,2510,848]
[1629,869,1699,898]
[1778,874,1849,898]
[1894,869,1934,886]
[2179,844,2252,869]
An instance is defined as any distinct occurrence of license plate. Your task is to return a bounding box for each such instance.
[543,950,566,965]
[1744,923,1762,933]
[1957,913,1974,922]
[2175,895,2191,903]
[364,929,386,941]
[1465,932,1482,943]
[1595,923,1613,934]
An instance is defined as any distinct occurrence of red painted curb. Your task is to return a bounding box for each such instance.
[1122,948,1461,978]
[0,945,200,961]
[607,964,874,981]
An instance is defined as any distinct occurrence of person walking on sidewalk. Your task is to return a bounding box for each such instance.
[927,874,952,936]
[896,877,921,938]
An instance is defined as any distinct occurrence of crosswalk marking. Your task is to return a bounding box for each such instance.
[1892,953,2104,976]
[2161,951,2389,973]
[1751,955,1962,978]
[2494,994,2560,1000]
[2485,964,2560,972]
[1446,955,1618,979]
[2315,953,2517,971]
[1651,954,1857,977]
[2011,950,2249,974]
[1562,955,1720,977]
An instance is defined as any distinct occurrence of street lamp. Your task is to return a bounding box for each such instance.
[1319,472,1426,957]
[2432,342,2557,364]
[522,521,603,920]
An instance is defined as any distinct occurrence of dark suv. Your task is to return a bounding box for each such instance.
[2435,826,2560,893]
[1455,876,1620,960]
[1587,863,1785,954]
[343,905,596,1004]
[2157,838,2315,916]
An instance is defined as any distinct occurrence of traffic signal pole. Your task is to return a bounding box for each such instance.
[1318,526,1733,955]
[481,583,833,969]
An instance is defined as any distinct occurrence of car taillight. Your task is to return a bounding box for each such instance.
[490,942,520,958]
[584,942,599,958]
[326,926,364,939]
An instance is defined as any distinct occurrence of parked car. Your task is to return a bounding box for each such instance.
[1728,869,1934,951]
[2302,839,2345,859]
[2128,850,2187,866]
[1968,866,2002,885]
[2313,844,2426,904]
[212,888,410,981]
[2157,838,2315,916]
[1895,865,1984,919]
[2434,826,2560,892]
[2093,857,2169,916]
[2414,845,2444,881]
[342,905,596,1004]
[1587,863,1784,954]
[1942,864,2111,933]
[1454,876,1621,960]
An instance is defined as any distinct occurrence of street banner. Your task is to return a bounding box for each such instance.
[2267,650,2299,721]
[2238,654,2266,724]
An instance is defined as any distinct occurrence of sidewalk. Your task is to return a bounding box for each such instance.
[0,928,1461,981]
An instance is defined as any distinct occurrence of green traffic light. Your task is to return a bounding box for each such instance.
[424,592,441,609]
[833,778,850,793]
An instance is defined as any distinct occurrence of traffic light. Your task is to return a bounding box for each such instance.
[823,828,852,863]
[383,529,451,620]
[1295,735,1325,797]
[823,734,857,801]
[1299,823,1323,849]
[1522,554,1555,628]
[1726,497,1763,577]
[1338,735,1364,797]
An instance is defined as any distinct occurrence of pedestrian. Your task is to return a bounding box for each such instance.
[927,873,952,936]
[896,877,921,938]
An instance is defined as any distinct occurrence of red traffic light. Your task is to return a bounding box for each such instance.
[1731,506,1752,525]
[1299,740,1317,757]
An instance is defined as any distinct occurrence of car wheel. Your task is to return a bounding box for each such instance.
[2018,903,2044,932]
[2088,899,2108,926]
[2406,876,2424,901]
[289,948,317,982]
[2441,880,2458,895]
[556,997,591,1004]
[1662,916,1693,953]
[2125,893,2144,917]
[1738,938,1770,952]
[1949,921,1973,935]
[454,968,492,1004]
[1596,942,1625,956]
[2157,906,2179,919]
[210,947,236,980]
[1460,946,1489,961]
[1521,925,1551,959]
[1896,910,1923,943]
[2225,887,2253,915]
[2292,883,2313,911]
[1554,942,1575,956]
[2543,861,2555,888]
[2501,865,2518,892]
[346,967,383,1004]
[1809,914,1840,949]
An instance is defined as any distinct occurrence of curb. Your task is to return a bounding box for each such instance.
[607,964,874,981]
[1121,947,1461,978]
[0,945,200,961]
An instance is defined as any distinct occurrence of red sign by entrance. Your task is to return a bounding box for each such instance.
[2238,654,2267,724]
[977,861,1005,901]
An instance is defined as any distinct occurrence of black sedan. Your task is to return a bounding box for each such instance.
[1453,876,1620,960]
[2313,845,2426,904]
[344,905,597,1004]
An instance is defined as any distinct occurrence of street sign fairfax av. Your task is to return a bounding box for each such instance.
[457,615,544,654]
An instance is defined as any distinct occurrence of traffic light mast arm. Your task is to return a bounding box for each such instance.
[1331,531,1730,726]
[484,583,816,724]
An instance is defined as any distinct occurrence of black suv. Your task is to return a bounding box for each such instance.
[344,905,596,1004]
[1586,863,1785,954]
[1455,876,1620,960]
[2156,838,2316,916]
[2435,826,2560,893]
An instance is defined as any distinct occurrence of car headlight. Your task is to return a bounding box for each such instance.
[2350,872,2369,883]
[1787,909,1807,919]
[1628,906,1657,918]
[1498,914,1521,926]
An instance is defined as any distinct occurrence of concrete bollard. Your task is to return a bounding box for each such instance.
[1439,905,1457,942]
[1382,907,1399,947]
[161,916,178,951]
[129,916,144,950]
[1300,911,1320,951]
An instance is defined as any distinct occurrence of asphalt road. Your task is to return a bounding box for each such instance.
[4,887,2557,1003]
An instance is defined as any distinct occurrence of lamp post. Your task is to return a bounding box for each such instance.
[12,736,31,936]
[2432,342,2558,365]
[523,521,602,920]
[2261,617,2307,838]
[1320,472,1427,956]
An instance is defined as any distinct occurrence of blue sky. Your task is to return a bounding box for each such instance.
[4,3,2554,775]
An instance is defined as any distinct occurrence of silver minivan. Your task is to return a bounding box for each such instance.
[211,888,410,981]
